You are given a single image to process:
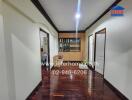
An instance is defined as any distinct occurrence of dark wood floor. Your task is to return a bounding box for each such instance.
[30,66,122,100]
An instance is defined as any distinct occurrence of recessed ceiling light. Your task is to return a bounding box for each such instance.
[75,13,81,19]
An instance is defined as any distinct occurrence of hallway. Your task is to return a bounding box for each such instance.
[29,66,121,100]
[0,0,132,100]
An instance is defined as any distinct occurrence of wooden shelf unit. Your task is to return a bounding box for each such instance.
[58,32,86,61]
[59,38,80,52]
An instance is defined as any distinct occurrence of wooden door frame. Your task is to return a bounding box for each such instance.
[39,28,50,66]
[94,28,106,76]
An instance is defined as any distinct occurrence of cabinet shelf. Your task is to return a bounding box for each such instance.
[59,38,80,52]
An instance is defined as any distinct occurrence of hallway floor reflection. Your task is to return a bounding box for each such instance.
[30,66,121,100]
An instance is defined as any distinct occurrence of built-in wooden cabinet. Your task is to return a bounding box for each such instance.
[59,33,85,61]
[59,38,80,52]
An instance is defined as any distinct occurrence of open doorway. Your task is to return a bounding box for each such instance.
[94,28,106,76]
[39,28,50,68]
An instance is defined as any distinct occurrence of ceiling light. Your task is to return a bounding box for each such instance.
[75,13,81,19]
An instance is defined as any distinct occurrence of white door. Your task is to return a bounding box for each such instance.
[88,35,94,68]
[95,33,105,75]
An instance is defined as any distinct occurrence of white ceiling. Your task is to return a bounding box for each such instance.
[38,0,116,31]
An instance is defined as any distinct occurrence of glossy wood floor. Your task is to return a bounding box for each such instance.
[30,66,122,100]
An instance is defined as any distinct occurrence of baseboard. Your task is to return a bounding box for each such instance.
[87,64,94,71]
[104,78,129,100]
[26,81,42,100]
[63,61,82,63]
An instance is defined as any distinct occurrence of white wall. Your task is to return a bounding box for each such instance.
[88,35,94,67]
[50,34,58,68]
[86,0,132,99]
[0,14,9,100]
[0,0,58,100]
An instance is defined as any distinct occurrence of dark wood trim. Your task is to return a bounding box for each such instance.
[104,78,129,100]
[26,81,42,100]
[63,61,82,63]
[40,28,49,35]
[94,28,106,76]
[59,30,85,33]
[95,28,106,34]
[85,0,122,31]
[40,28,50,67]
[31,0,59,32]
[103,29,107,77]
[93,33,96,70]
[87,64,94,71]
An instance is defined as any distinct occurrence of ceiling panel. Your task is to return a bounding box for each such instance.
[38,0,116,31]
